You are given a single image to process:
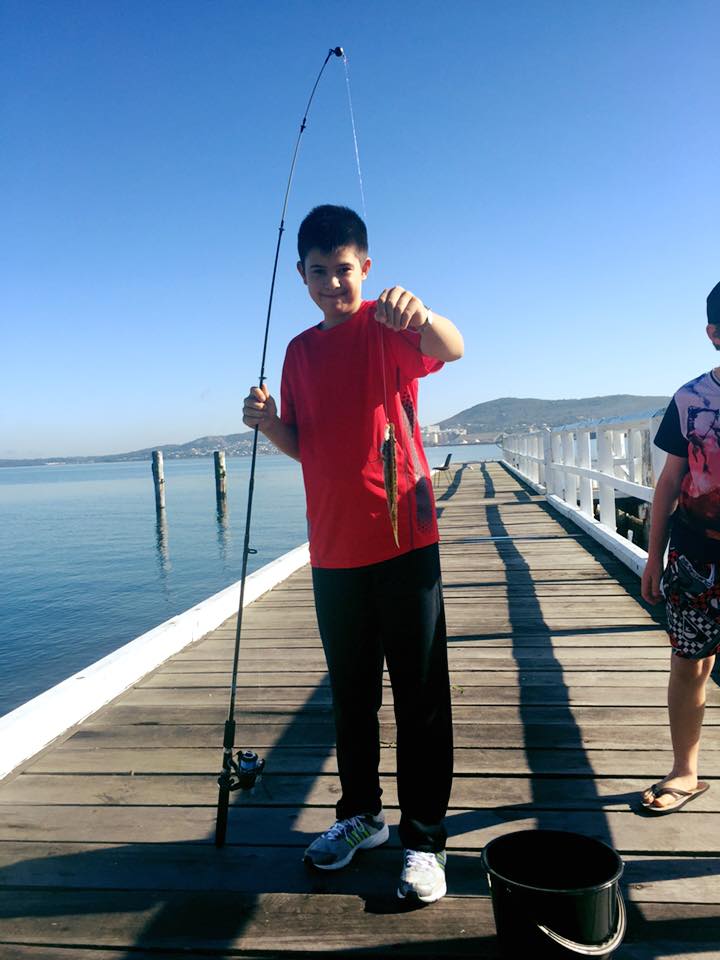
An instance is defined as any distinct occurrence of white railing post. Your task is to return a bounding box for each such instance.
[561,430,578,507]
[536,433,543,484]
[543,428,552,493]
[576,429,593,518]
[551,431,563,498]
[612,427,629,482]
[649,413,667,484]
[630,428,643,485]
[502,434,511,468]
[596,426,616,529]
[527,434,534,482]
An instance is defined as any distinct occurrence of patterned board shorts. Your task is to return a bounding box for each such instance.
[661,550,720,659]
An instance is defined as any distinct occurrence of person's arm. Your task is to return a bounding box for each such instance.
[375,286,464,362]
[242,385,300,461]
[641,453,689,604]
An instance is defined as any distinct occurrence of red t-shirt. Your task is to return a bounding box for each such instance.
[280,300,443,568]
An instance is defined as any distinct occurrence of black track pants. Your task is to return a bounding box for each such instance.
[311,542,453,852]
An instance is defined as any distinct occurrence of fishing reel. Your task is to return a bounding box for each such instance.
[218,749,266,792]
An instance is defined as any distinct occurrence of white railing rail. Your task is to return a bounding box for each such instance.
[502,409,667,576]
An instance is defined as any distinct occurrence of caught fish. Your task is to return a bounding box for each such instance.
[382,421,399,547]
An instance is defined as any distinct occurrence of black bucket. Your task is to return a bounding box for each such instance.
[481,830,626,959]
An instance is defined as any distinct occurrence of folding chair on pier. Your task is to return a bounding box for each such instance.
[433,453,453,489]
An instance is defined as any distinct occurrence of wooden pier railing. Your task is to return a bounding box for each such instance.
[502,409,667,577]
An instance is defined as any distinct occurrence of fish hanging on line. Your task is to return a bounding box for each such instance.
[382,421,399,547]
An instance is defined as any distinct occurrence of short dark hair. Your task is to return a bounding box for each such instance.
[297,205,368,264]
[708,281,720,326]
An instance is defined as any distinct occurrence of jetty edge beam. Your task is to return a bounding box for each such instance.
[0,541,310,781]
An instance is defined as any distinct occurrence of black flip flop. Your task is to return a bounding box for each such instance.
[641,781,710,815]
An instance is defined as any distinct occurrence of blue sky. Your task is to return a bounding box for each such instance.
[3,0,719,458]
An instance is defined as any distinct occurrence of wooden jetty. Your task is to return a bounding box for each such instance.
[1,461,719,958]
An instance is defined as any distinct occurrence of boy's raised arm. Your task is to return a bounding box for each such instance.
[415,310,464,363]
[375,286,464,362]
[242,385,300,461]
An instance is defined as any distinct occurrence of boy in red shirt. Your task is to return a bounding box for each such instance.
[243,205,463,902]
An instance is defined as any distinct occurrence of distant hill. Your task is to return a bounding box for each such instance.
[0,432,259,468]
[120,433,255,460]
[440,395,669,435]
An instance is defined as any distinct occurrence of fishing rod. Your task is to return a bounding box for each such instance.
[214,45,345,848]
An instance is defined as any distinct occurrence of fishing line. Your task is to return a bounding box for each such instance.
[340,60,390,429]
[214,46,345,848]
[341,55,386,415]
[340,55,398,546]
[342,54,367,222]
[341,55,387,416]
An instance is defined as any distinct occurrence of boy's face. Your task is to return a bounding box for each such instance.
[298,245,371,324]
[707,324,720,352]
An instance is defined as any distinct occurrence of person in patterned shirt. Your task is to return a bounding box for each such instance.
[640,280,720,813]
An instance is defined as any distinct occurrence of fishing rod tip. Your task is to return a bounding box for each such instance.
[332,46,344,57]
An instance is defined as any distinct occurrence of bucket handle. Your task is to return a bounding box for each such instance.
[537,888,626,957]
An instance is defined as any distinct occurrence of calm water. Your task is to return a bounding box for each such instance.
[0,444,500,716]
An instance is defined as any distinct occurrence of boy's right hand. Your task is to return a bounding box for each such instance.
[242,384,277,432]
[641,556,664,605]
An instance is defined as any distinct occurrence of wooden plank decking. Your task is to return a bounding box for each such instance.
[1,461,719,958]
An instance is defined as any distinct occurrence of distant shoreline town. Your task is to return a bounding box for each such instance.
[0,429,499,469]
[2,393,668,468]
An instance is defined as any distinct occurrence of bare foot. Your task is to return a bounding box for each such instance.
[642,774,699,810]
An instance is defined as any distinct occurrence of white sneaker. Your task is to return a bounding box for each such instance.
[397,848,447,903]
[303,812,389,871]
